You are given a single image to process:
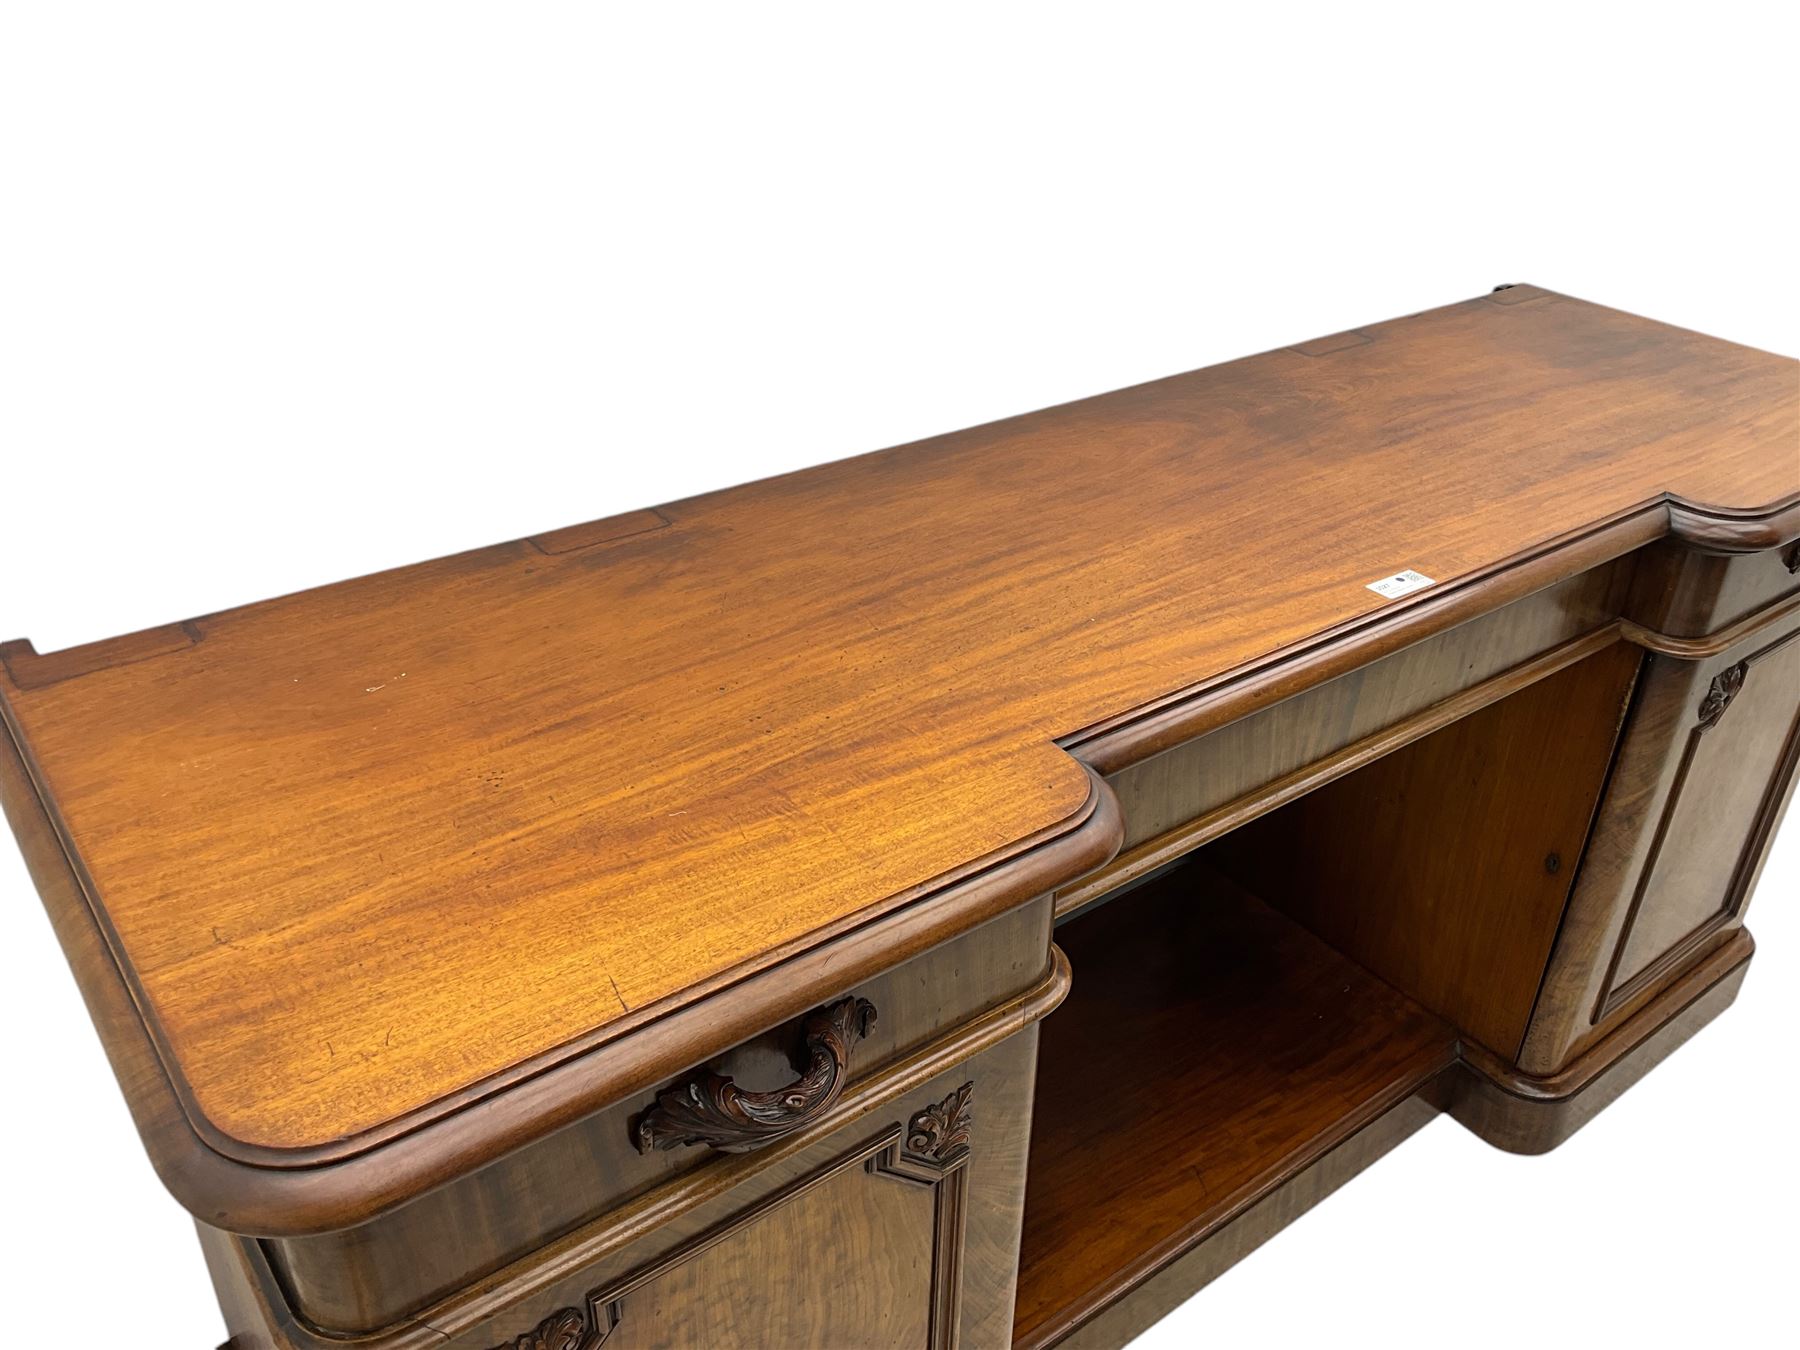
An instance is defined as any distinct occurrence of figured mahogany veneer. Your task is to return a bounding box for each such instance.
[1211,641,1642,1057]
[1015,864,1457,1348]
[3,287,1797,1350]
[1,285,1795,1235]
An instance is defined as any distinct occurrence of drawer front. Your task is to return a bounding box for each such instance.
[268,897,1053,1334]
[1086,563,1628,906]
[459,1032,1039,1350]
[1627,536,1800,639]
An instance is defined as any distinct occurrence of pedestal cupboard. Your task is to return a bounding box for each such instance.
[4,286,1796,1347]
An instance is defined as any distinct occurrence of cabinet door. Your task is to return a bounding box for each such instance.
[203,1035,1041,1350]
[477,1071,996,1350]
[1521,621,1800,1072]
[1600,637,1800,1004]
[601,1119,967,1350]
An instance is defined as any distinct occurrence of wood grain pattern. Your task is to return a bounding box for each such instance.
[1012,863,1457,1349]
[528,508,671,556]
[3,287,1795,1230]
[1063,601,1628,919]
[1211,641,1641,1056]
[206,1034,1042,1349]
[269,913,1061,1333]
[0,683,1104,1237]
[1106,564,1629,852]
[1521,614,1800,1073]
[1626,535,1800,639]
[880,1086,978,1350]
[443,1038,1037,1350]
[1599,633,1800,1012]
[1620,587,1800,659]
[1050,1095,1440,1350]
[509,1126,943,1350]
[1454,929,1753,1154]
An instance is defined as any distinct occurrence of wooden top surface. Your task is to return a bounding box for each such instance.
[3,287,1796,1175]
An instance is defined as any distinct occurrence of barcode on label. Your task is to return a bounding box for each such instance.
[1366,568,1435,600]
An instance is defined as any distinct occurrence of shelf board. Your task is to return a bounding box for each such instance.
[1014,862,1457,1348]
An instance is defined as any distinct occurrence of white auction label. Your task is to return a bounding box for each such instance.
[1365,568,1435,600]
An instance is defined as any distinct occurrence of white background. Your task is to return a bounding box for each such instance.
[2,5,1795,1347]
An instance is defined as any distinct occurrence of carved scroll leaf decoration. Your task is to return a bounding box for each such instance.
[1782,540,1800,574]
[490,1299,619,1350]
[634,997,877,1153]
[1696,661,1749,731]
[906,1080,974,1165]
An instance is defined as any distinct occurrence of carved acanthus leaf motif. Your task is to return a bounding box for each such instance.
[1696,661,1749,732]
[634,997,877,1153]
[906,1080,974,1164]
[492,1306,587,1350]
[1782,540,1800,575]
[489,1298,620,1350]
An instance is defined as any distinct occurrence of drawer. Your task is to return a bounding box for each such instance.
[206,1026,1049,1350]
[1073,562,1631,915]
[252,898,1060,1337]
[1627,536,1800,640]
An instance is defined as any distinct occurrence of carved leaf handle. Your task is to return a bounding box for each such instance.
[633,997,877,1153]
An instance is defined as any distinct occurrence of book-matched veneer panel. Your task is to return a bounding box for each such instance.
[1013,865,1455,1349]
[1606,638,1800,999]
[1522,614,1800,1074]
[210,1030,1044,1350]
[1208,640,1642,1058]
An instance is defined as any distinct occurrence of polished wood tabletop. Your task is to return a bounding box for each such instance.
[2,285,1794,1227]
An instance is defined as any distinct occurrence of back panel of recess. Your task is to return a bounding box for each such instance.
[1210,640,1644,1057]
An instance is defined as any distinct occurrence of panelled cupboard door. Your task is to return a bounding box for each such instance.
[483,1120,970,1350]
[1600,635,1800,1003]
[1522,620,1800,1073]
[452,1031,1041,1350]
[207,1033,1040,1349]
[610,1129,960,1348]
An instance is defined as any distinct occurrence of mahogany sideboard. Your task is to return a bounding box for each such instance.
[3,285,1797,1348]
